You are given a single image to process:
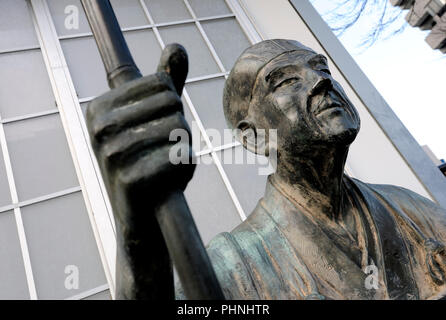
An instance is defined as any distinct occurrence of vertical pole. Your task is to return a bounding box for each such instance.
[81,0,141,88]
[80,0,224,300]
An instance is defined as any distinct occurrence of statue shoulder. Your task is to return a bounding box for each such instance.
[353,177,446,242]
[350,176,442,211]
[366,180,444,213]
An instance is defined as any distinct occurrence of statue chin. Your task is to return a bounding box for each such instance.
[329,126,360,147]
[284,123,359,154]
[320,113,360,147]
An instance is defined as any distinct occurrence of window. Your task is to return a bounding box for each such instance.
[42,0,264,297]
[0,0,108,299]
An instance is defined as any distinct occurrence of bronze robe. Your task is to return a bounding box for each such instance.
[178,176,446,300]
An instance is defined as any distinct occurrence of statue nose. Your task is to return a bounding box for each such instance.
[310,77,333,97]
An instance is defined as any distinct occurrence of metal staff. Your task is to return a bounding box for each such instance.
[80,0,224,300]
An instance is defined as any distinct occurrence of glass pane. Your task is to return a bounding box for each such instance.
[182,96,208,153]
[0,147,12,208]
[110,0,149,28]
[21,192,107,299]
[0,211,30,299]
[188,0,231,18]
[82,289,111,300]
[4,114,79,201]
[124,29,162,76]
[47,0,91,37]
[62,31,159,98]
[218,146,269,214]
[185,77,228,147]
[202,18,251,71]
[182,97,194,126]
[0,50,56,119]
[159,23,220,78]
[144,0,192,23]
[0,0,39,51]
[61,36,108,99]
[184,154,241,244]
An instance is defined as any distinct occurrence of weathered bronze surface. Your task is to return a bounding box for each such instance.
[87,38,446,300]
[82,0,223,300]
[198,39,446,300]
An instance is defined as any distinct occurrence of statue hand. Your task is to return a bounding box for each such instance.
[86,43,195,228]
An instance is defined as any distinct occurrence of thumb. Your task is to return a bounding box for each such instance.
[157,43,188,96]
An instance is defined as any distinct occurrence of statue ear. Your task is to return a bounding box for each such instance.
[235,119,267,155]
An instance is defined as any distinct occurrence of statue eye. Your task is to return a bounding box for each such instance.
[275,77,300,90]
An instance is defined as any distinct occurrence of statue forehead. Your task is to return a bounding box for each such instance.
[260,50,321,79]
[243,39,315,55]
[232,40,320,88]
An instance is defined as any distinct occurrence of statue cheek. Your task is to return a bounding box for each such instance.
[274,93,292,107]
[274,93,303,121]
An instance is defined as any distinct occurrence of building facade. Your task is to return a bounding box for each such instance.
[391,0,446,53]
[0,0,445,299]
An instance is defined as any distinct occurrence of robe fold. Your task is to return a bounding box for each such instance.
[176,176,446,300]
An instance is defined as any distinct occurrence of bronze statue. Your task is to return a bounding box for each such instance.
[86,39,446,300]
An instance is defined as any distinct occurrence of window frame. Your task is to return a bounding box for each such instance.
[30,0,263,299]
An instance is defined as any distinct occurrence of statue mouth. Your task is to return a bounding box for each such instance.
[315,101,344,116]
[311,90,347,117]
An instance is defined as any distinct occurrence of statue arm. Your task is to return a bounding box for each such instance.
[86,45,194,299]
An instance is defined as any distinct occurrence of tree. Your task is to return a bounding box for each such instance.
[311,0,408,48]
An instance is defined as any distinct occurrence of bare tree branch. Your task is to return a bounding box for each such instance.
[312,0,407,49]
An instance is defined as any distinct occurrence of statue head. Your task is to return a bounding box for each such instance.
[223,39,360,160]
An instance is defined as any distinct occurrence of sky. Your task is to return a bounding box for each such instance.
[310,0,446,161]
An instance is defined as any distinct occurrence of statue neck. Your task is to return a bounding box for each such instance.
[271,145,349,220]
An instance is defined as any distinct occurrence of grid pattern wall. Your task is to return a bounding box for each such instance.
[46,0,270,249]
[0,0,108,299]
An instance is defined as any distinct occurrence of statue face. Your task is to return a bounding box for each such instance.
[251,51,360,153]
